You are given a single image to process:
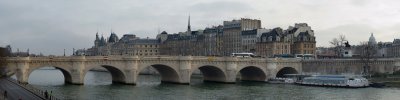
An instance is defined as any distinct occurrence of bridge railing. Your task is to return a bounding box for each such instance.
[6,78,60,100]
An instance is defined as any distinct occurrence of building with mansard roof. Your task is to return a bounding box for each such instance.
[256,27,291,57]
[386,39,400,57]
[158,16,217,56]
[241,28,270,53]
[82,18,317,57]
[255,23,316,58]
[85,32,160,56]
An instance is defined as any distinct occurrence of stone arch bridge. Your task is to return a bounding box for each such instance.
[4,56,302,85]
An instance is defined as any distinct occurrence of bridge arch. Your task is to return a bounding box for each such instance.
[84,65,126,84]
[191,65,227,83]
[276,67,299,77]
[237,66,267,82]
[27,65,72,84]
[138,64,181,83]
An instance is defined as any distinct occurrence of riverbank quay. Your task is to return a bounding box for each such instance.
[369,72,400,87]
[370,77,400,87]
[0,78,60,100]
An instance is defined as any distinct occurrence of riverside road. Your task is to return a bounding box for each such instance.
[0,78,43,100]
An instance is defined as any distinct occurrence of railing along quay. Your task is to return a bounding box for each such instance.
[0,90,5,100]
[6,78,61,100]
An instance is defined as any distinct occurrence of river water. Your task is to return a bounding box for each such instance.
[15,69,400,100]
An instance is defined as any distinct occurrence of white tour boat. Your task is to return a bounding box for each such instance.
[298,75,369,88]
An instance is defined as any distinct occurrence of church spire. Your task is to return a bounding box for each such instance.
[187,15,191,33]
[96,32,99,40]
[95,32,100,47]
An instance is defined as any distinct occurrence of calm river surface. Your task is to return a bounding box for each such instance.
[15,69,400,100]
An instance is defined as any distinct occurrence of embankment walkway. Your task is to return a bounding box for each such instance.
[0,78,58,100]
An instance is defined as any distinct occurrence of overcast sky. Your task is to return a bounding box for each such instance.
[1,0,400,55]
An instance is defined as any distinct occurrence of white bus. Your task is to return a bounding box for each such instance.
[294,54,314,59]
[231,53,255,58]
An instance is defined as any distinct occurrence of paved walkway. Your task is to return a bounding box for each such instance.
[0,78,43,100]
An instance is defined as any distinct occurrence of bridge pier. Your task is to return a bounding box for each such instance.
[69,56,86,85]
[177,69,190,85]
[123,56,139,85]
[16,68,29,84]
[124,69,137,85]
[224,70,237,83]
[225,57,238,83]
[15,57,30,84]
[69,73,83,85]
[177,56,192,84]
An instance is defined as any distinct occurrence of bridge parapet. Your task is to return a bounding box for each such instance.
[122,56,139,61]
[266,58,302,63]
[139,56,177,61]
[71,56,86,61]
[179,56,193,61]
[301,58,398,75]
[7,57,30,63]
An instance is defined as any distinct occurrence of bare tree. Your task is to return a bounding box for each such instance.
[0,47,8,77]
[357,41,378,77]
[329,34,347,57]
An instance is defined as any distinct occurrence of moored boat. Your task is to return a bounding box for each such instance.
[268,77,296,84]
[297,75,369,88]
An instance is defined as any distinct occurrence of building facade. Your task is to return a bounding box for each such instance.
[286,23,316,56]
[157,20,316,57]
[255,23,316,58]
[203,25,224,56]
[86,33,160,56]
[387,39,400,57]
[256,28,291,57]
[158,17,224,56]
[159,31,205,56]
[241,28,270,53]
[81,18,317,58]
[222,18,261,55]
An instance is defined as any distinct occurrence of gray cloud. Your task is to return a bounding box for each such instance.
[317,24,377,46]
[350,0,369,6]
[190,1,253,13]
[1,0,400,55]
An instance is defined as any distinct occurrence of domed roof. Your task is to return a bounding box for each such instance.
[108,33,119,43]
[161,31,168,34]
[368,33,377,45]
